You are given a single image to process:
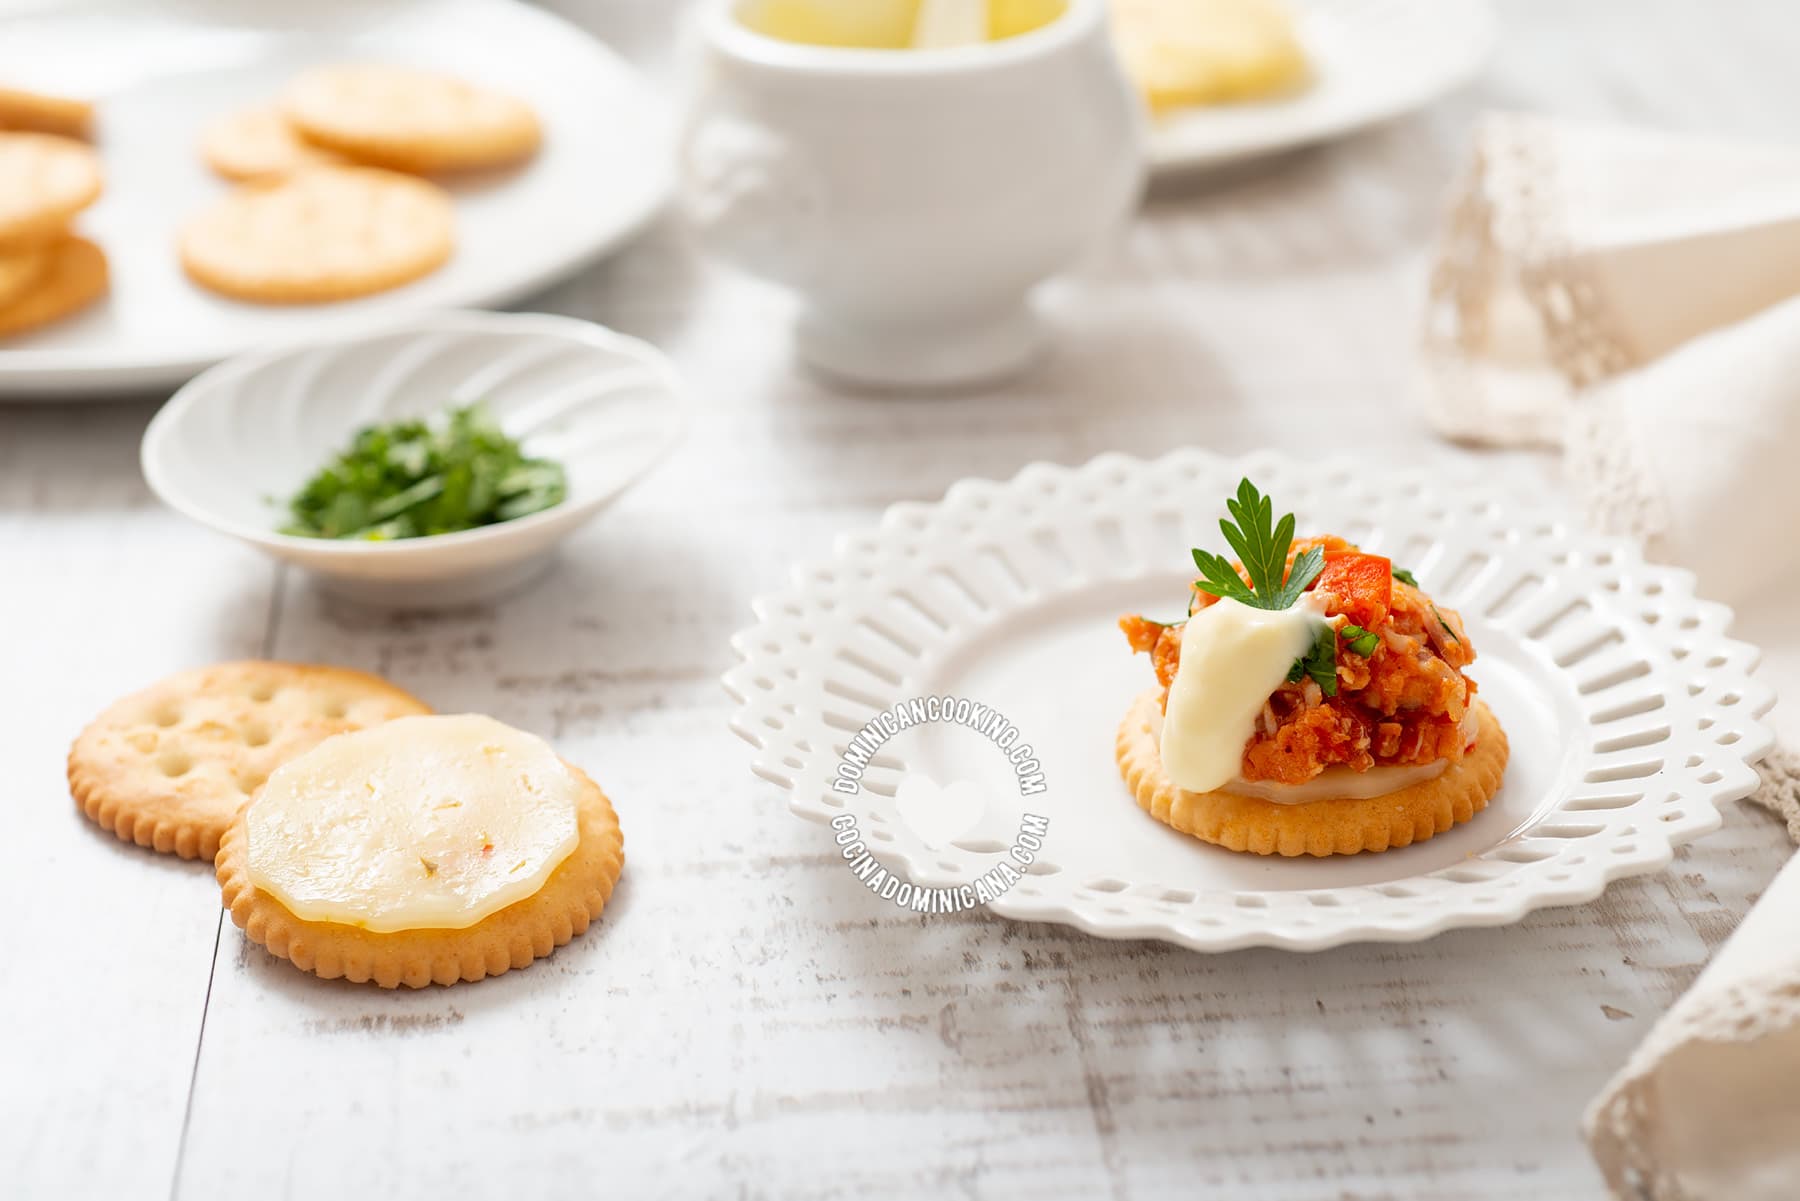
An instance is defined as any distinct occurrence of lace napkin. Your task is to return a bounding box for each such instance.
[1419,110,1800,837]
[1419,111,1800,1200]
[1583,849,1800,1200]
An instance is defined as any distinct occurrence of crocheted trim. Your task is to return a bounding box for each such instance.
[1748,743,1800,845]
[1564,386,1673,558]
[1419,112,1638,447]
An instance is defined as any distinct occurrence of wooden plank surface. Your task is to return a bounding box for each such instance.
[4,2,1798,1198]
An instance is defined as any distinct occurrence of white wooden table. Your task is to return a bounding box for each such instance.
[5,3,1797,1197]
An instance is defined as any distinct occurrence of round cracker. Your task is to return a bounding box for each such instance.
[178,166,454,303]
[199,105,345,182]
[0,240,52,309]
[0,132,102,245]
[0,235,107,338]
[0,86,95,139]
[1116,689,1507,857]
[68,661,432,862]
[281,63,540,173]
[217,762,624,989]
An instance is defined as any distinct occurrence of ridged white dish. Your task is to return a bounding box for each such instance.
[725,449,1776,952]
[0,0,670,398]
[142,311,686,606]
[1148,0,1497,172]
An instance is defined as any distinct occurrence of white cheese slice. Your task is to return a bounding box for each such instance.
[245,713,580,933]
[1219,760,1447,803]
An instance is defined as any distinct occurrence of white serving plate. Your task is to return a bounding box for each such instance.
[0,0,671,398]
[725,449,1776,952]
[1148,0,1497,173]
[142,310,686,607]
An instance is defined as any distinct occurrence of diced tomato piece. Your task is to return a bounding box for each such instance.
[1314,552,1392,628]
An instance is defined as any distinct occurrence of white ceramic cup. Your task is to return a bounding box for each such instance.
[678,0,1146,389]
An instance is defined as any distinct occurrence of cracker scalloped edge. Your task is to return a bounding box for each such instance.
[68,740,219,860]
[1116,689,1507,857]
[216,763,624,988]
[67,661,432,863]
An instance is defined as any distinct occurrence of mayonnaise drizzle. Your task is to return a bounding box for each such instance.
[1160,594,1324,794]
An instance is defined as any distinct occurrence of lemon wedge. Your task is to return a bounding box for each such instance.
[989,0,1067,40]
[740,0,1064,49]
[912,0,989,49]
[738,0,923,48]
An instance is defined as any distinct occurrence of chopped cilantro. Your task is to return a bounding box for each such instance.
[1432,606,1461,644]
[281,405,565,540]
[1287,622,1340,697]
[1339,623,1380,657]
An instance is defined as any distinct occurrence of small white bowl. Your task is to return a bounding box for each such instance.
[142,311,687,606]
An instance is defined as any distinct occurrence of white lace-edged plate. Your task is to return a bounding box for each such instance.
[724,449,1775,952]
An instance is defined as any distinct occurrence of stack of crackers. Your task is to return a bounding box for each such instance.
[0,88,107,339]
[0,64,544,340]
[182,64,541,304]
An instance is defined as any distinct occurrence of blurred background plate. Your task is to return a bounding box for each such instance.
[0,0,672,398]
[1148,0,1497,173]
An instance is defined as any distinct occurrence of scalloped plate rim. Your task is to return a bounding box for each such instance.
[723,448,1777,952]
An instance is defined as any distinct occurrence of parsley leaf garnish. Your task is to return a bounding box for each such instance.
[1191,478,1325,610]
[1392,567,1420,587]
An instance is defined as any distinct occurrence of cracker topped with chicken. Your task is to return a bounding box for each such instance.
[1116,479,1506,858]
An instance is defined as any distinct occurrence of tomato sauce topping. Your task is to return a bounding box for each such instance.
[1120,537,1478,785]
